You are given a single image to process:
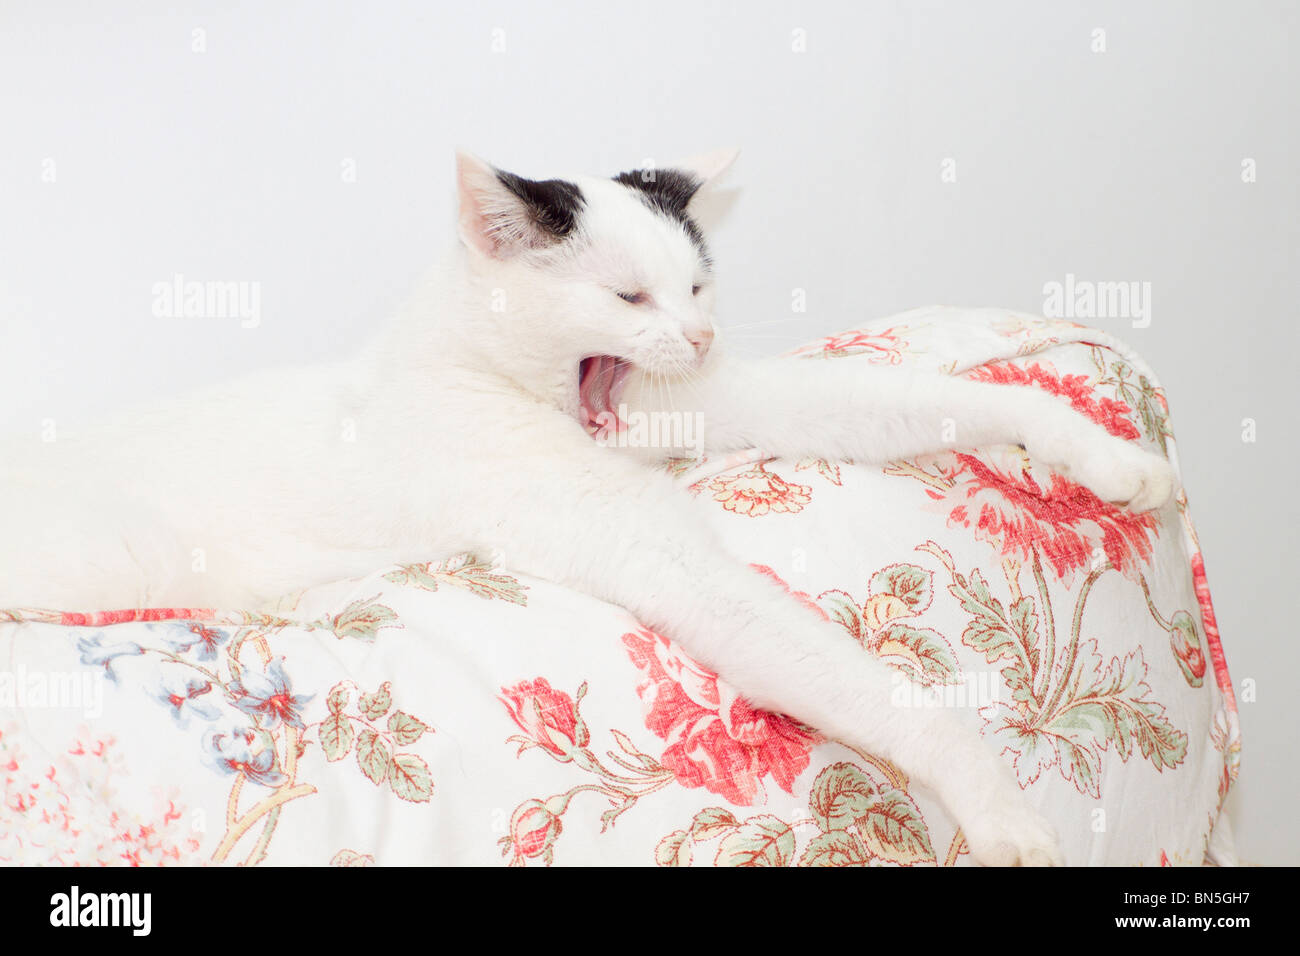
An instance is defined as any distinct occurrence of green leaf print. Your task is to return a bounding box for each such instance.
[386,710,430,746]
[871,563,933,611]
[713,816,796,867]
[355,728,391,786]
[387,753,434,803]
[799,830,874,867]
[875,623,962,686]
[809,762,878,832]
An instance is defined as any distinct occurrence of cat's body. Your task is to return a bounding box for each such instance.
[0,151,1177,865]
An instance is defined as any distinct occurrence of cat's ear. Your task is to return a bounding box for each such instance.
[670,148,740,191]
[663,149,740,236]
[612,149,739,225]
[455,151,585,259]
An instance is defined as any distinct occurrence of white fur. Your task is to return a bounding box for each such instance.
[0,150,1178,866]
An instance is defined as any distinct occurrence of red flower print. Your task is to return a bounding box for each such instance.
[1191,553,1234,707]
[791,325,908,364]
[621,627,817,806]
[966,361,1140,440]
[58,607,216,627]
[945,452,1159,582]
[499,679,589,762]
[708,462,811,517]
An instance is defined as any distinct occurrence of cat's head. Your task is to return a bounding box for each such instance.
[453,149,737,430]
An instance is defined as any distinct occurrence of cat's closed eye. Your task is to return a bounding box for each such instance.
[692,285,702,296]
[617,290,648,305]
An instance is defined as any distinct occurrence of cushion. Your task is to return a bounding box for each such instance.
[0,306,1238,867]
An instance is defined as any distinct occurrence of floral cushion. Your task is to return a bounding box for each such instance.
[0,307,1238,867]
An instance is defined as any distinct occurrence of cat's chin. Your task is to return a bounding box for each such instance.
[578,355,633,438]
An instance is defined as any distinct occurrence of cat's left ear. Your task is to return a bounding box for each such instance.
[671,148,740,192]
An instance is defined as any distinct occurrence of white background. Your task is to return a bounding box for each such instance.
[1,1,1295,864]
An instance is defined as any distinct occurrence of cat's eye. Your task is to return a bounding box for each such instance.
[617,290,648,305]
[692,285,702,296]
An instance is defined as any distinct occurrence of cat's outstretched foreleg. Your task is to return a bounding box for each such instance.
[470,444,1064,865]
[625,356,1176,513]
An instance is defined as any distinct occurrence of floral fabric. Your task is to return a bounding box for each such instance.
[0,307,1238,867]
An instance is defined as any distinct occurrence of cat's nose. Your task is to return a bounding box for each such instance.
[687,328,715,359]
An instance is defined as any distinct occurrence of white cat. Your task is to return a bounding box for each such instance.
[0,149,1176,866]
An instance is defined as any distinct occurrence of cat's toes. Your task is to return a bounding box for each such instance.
[963,805,1064,867]
[1086,444,1177,513]
[1040,432,1177,513]
[1124,454,1177,513]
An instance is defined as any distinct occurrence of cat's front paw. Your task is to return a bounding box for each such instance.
[1120,451,1177,513]
[962,801,1064,867]
[1036,431,1176,513]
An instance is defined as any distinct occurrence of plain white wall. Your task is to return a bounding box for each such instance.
[1,0,1294,863]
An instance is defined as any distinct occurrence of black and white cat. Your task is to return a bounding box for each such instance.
[0,150,1177,865]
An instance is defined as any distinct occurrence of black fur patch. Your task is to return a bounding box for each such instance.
[494,170,585,241]
[613,168,711,266]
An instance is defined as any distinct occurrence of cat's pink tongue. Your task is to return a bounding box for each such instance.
[578,356,631,436]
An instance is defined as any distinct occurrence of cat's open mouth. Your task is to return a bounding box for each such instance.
[578,355,633,437]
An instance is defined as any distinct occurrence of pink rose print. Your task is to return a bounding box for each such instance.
[622,627,817,806]
[499,678,589,762]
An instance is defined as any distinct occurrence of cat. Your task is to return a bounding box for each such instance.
[0,149,1177,865]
